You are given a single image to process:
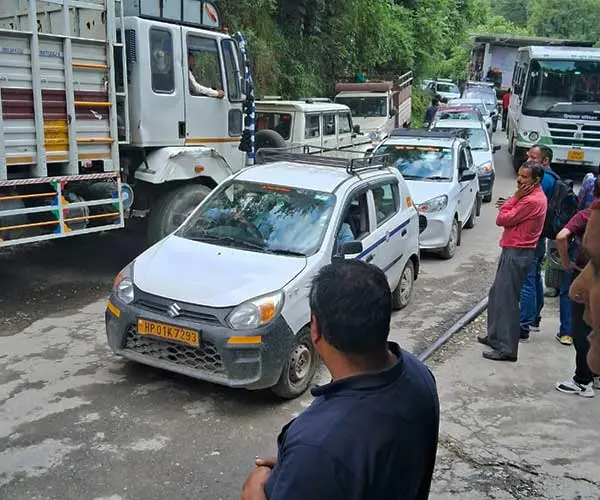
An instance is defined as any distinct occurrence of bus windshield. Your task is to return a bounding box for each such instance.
[523,59,600,116]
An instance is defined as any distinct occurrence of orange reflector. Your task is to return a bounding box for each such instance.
[258,302,277,322]
[194,165,205,173]
[405,196,412,208]
[107,301,121,318]
[227,336,262,345]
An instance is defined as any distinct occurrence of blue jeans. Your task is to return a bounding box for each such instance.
[520,239,546,333]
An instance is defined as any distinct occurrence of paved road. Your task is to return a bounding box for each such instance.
[0,133,590,499]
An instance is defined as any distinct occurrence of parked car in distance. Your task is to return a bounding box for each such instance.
[426,78,461,101]
[431,105,485,127]
[431,120,501,203]
[448,98,494,135]
[105,152,422,399]
[462,87,499,132]
[373,129,481,259]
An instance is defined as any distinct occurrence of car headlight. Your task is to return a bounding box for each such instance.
[227,290,284,330]
[113,263,135,304]
[416,195,448,214]
[528,131,539,142]
[478,161,494,173]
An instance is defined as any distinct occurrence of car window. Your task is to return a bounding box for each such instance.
[177,180,336,256]
[459,148,468,171]
[150,28,174,94]
[337,191,370,252]
[376,144,453,181]
[305,114,321,139]
[373,183,399,226]
[187,35,223,95]
[338,113,352,134]
[434,127,489,151]
[437,83,459,94]
[323,113,336,136]
[256,112,292,140]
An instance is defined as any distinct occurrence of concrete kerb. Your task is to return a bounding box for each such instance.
[418,296,489,362]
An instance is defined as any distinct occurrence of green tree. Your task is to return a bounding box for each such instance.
[527,0,600,41]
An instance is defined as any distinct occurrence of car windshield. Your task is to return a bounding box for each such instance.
[176,181,336,256]
[437,83,460,94]
[436,109,479,121]
[464,89,495,105]
[435,127,489,150]
[455,101,488,116]
[256,112,292,140]
[335,96,387,117]
[523,59,600,116]
[376,144,453,181]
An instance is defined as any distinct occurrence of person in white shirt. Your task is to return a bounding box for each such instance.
[188,52,225,99]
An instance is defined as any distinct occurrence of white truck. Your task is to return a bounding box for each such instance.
[0,0,256,247]
[334,73,413,145]
[507,46,600,172]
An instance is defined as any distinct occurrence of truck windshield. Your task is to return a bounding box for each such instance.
[335,97,387,117]
[524,59,600,116]
[376,145,453,181]
[176,181,335,256]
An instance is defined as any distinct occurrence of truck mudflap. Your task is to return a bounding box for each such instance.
[0,172,124,247]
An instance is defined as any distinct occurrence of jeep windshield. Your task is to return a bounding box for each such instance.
[523,59,600,117]
[335,96,387,117]
[177,181,335,256]
[376,144,453,181]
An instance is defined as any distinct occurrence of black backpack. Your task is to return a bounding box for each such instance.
[542,170,579,240]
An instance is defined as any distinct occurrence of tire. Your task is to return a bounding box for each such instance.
[392,260,414,310]
[80,182,119,221]
[255,129,286,154]
[464,204,476,229]
[483,193,492,203]
[440,218,459,260]
[147,184,212,245]
[271,328,318,400]
[544,267,564,290]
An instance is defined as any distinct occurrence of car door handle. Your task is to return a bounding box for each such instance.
[365,254,374,263]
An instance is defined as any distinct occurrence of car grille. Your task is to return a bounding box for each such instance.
[124,326,225,375]
[547,122,600,148]
[136,297,221,325]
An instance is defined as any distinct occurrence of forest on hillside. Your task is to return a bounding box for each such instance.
[216,0,600,98]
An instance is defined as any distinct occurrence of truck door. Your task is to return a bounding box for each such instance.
[181,28,245,169]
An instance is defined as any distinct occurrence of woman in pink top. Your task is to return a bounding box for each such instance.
[478,162,547,361]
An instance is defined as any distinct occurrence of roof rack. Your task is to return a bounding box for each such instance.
[389,129,458,139]
[256,148,389,175]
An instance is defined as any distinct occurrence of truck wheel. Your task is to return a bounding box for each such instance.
[271,328,318,400]
[255,129,286,154]
[147,184,212,245]
[392,260,414,310]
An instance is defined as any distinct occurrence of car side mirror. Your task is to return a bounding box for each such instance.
[418,214,427,235]
[339,240,363,258]
[460,171,477,182]
[353,124,361,134]
[493,145,501,153]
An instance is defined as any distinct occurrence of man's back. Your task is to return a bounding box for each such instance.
[264,344,439,500]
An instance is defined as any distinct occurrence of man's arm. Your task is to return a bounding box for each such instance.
[264,445,349,500]
[556,227,573,270]
[189,71,224,98]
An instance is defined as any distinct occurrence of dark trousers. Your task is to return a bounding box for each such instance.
[502,108,508,130]
[488,248,535,357]
[571,270,596,385]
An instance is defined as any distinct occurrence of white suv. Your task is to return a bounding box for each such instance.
[373,129,481,259]
[105,152,423,399]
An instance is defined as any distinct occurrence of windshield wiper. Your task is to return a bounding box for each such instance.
[401,175,422,180]
[541,102,572,117]
[426,176,451,181]
[268,248,306,257]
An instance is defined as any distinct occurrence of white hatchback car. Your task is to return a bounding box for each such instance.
[448,98,494,135]
[373,129,481,259]
[105,152,422,399]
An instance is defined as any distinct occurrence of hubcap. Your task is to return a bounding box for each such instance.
[289,344,312,384]
[400,266,413,304]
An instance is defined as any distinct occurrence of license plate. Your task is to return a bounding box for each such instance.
[137,318,200,347]
[567,149,584,161]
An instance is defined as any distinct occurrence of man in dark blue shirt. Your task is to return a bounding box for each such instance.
[241,260,440,500]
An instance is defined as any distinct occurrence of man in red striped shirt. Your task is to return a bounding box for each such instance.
[478,162,547,361]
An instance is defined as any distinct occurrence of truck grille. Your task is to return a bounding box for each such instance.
[547,122,600,148]
[124,327,225,375]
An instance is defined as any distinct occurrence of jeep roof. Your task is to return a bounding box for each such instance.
[255,100,351,114]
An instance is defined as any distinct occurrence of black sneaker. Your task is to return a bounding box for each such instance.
[520,328,530,342]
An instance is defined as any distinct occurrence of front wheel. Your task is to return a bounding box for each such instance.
[271,328,318,400]
[147,184,212,245]
[440,218,458,260]
[392,260,414,310]
[464,204,477,229]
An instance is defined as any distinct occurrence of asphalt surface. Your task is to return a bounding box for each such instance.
[0,132,593,499]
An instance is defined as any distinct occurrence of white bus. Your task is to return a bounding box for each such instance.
[507,46,600,172]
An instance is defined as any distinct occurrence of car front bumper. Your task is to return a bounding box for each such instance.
[105,290,295,391]
[418,209,454,250]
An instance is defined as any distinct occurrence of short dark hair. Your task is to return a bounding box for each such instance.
[309,260,391,355]
[532,144,553,163]
[432,96,440,105]
[521,161,545,182]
